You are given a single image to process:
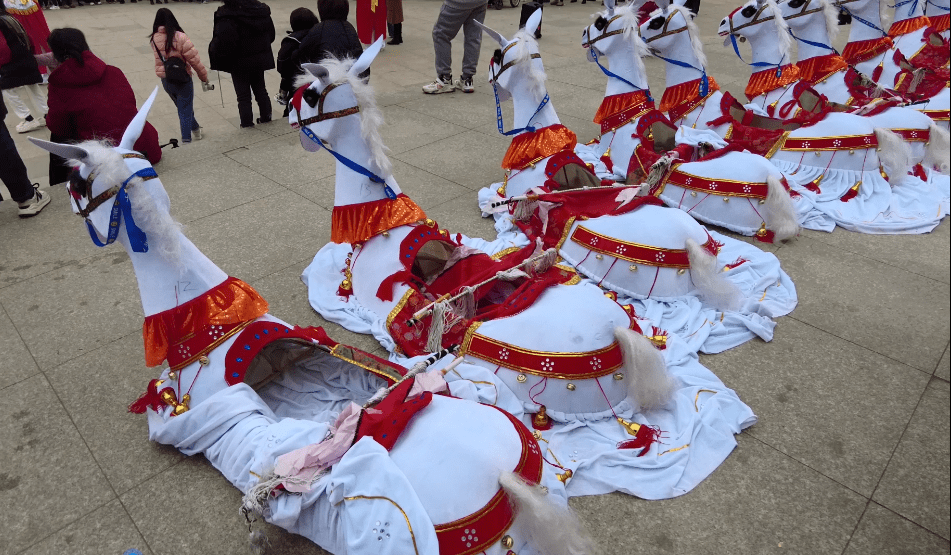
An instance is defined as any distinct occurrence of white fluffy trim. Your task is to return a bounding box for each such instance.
[764,175,800,241]
[874,127,913,184]
[819,0,840,42]
[686,238,743,311]
[923,123,950,174]
[614,327,676,412]
[499,472,599,555]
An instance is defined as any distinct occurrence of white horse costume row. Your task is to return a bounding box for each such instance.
[30,89,611,555]
[619,0,949,233]
[295,40,758,501]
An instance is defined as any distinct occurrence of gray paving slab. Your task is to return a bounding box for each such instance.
[775,235,950,373]
[19,499,154,555]
[938,343,950,382]
[701,317,931,498]
[44,332,185,495]
[0,307,39,391]
[0,375,115,555]
[122,456,331,555]
[571,434,867,554]
[873,378,951,540]
[0,251,142,371]
[223,130,336,187]
[394,129,512,191]
[844,502,951,555]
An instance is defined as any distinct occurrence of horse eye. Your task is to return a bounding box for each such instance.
[741,6,756,17]
[303,88,320,108]
[68,169,89,198]
[594,16,608,31]
[647,16,665,30]
[493,48,503,65]
[788,0,805,8]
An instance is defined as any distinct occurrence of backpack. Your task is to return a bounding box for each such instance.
[151,35,190,85]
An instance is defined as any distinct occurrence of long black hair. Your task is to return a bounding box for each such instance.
[151,8,184,55]
[48,28,89,67]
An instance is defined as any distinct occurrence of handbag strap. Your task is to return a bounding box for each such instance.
[150,36,168,64]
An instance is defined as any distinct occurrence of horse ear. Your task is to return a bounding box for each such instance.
[605,0,616,16]
[349,37,385,78]
[302,63,331,84]
[119,86,159,151]
[474,20,507,47]
[525,7,543,36]
[29,137,90,162]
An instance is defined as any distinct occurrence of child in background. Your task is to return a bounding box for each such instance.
[276,7,318,117]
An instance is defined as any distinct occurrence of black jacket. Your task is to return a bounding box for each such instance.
[297,19,366,78]
[209,0,276,74]
[0,19,41,90]
[276,28,311,92]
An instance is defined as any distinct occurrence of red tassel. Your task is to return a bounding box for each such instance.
[724,257,748,270]
[912,163,928,182]
[617,424,663,456]
[872,64,883,82]
[128,379,171,414]
[600,154,614,174]
[840,183,860,202]
[755,229,776,243]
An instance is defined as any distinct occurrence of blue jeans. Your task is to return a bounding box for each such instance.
[162,77,200,142]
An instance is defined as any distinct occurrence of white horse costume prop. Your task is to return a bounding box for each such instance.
[632,0,949,233]
[474,11,798,354]
[30,89,611,555]
[580,0,803,241]
[293,41,759,500]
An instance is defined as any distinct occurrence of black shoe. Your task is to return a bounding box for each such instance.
[240,122,255,128]
[256,117,271,124]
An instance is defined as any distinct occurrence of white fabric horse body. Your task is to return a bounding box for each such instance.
[30,89,611,555]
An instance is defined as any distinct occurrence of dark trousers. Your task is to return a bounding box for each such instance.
[163,77,200,142]
[231,70,271,127]
[0,116,35,202]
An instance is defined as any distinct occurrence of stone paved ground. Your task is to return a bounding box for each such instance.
[1,0,948,554]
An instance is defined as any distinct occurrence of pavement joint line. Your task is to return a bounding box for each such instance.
[797,234,951,286]
[387,155,488,193]
[786,315,945,377]
[13,495,120,555]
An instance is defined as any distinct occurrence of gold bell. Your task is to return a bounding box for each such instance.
[167,371,177,381]
[172,403,188,416]
[690,191,697,197]
[340,279,353,291]
[604,147,612,158]
[677,268,686,275]
[198,356,210,366]
[532,405,551,430]
[566,383,576,391]
[617,417,642,437]
[595,254,603,260]
[756,224,768,238]
[160,389,178,407]
[722,197,729,203]
[425,218,436,227]
[629,264,637,272]
[381,231,390,238]
[556,469,573,483]
[613,372,624,381]
[516,374,527,383]
[501,536,514,549]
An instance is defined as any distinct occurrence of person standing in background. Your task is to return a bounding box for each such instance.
[209,0,275,128]
[298,0,365,78]
[150,8,210,143]
[276,7,318,116]
[386,0,403,45]
[0,98,48,216]
[422,0,487,94]
[356,0,387,45]
[2,0,51,76]
[0,3,47,132]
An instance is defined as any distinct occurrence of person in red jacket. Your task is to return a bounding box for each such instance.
[45,28,162,184]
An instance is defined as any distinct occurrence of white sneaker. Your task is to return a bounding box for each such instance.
[458,76,475,93]
[15,118,45,133]
[17,186,51,217]
[422,75,456,94]
[193,127,203,140]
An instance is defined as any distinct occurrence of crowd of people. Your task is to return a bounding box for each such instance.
[0,0,570,218]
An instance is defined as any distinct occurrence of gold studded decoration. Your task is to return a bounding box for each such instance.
[501,536,514,549]
[198,355,210,366]
[566,383,576,391]
[629,264,637,272]
[614,372,624,381]
[677,268,686,275]
[516,374,527,383]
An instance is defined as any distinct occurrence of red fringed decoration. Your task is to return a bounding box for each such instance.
[755,229,776,244]
[912,163,929,182]
[803,176,822,194]
[128,379,172,414]
[724,257,748,271]
[872,64,884,82]
[617,424,663,456]
[649,326,668,350]
[840,182,861,202]
[600,154,614,174]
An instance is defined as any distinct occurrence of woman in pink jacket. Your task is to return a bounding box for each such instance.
[150,8,209,143]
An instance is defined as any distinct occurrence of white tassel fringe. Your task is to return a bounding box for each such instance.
[685,238,743,311]
[763,175,800,241]
[874,128,913,184]
[614,327,676,412]
[923,123,950,174]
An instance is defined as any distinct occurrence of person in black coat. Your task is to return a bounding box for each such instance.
[276,7,318,117]
[297,0,366,79]
[209,0,276,127]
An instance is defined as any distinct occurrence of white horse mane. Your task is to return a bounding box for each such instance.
[879,0,892,29]
[669,4,708,69]
[817,0,841,42]
[508,29,548,101]
[613,2,652,77]
[69,140,185,269]
[759,0,794,59]
[295,56,392,177]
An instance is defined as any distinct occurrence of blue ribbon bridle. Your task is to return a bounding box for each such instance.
[889,0,921,17]
[299,125,396,199]
[728,32,788,78]
[787,28,840,54]
[925,0,950,10]
[83,167,156,253]
[488,50,551,136]
[838,3,888,35]
[650,51,711,97]
[589,47,653,100]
